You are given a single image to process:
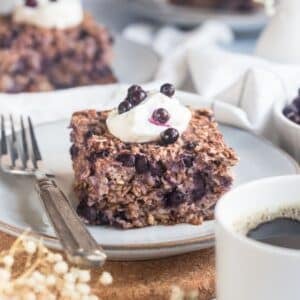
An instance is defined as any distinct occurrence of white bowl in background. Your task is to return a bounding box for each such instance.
[274,101,300,163]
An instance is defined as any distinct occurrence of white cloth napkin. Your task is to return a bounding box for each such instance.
[124,21,300,143]
[187,45,300,141]
[123,21,234,87]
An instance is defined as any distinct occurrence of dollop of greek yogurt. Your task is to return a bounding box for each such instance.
[106,90,192,143]
[13,0,83,29]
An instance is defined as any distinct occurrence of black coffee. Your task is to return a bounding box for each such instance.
[247,218,300,250]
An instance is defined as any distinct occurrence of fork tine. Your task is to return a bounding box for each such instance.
[28,117,42,168]
[1,115,7,156]
[9,115,20,168]
[20,116,32,170]
[1,115,14,170]
[20,117,28,159]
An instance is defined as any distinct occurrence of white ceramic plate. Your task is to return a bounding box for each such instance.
[0,115,298,260]
[130,0,267,33]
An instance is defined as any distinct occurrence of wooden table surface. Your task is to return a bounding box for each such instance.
[0,232,215,300]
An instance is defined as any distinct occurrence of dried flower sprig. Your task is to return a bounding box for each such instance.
[170,285,199,300]
[0,231,113,300]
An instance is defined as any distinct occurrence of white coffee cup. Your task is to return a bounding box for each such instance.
[215,175,300,300]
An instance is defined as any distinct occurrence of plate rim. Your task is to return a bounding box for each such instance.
[135,0,265,16]
[0,116,298,251]
[130,0,268,30]
[131,0,268,25]
[0,219,215,250]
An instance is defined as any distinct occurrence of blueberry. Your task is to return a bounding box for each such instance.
[193,171,206,189]
[185,141,197,151]
[129,90,147,106]
[220,176,232,188]
[160,83,175,97]
[115,211,128,221]
[150,161,166,176]
[192,187,206,202]
[98,212,110,225]
[79,29,89,40]
[192,172,206,202]
[99,149,110,158]
[293,97,300,111]
[283,105,300,123]
[283,101,300,125]
[283,105,297,118]
[160,128,179,145]
[88,149,110,163]
[154,178,162,188]
[12,60,26,74]
[25,0,38,7]
[182,155,194,168]
[0,37,13,48]
[152,108,170,124]
[98,65,113,77]
[85,130,96,139]
[116,153,135,167]
[128,85,142,95]
[135,155,150,174]
[165,190,185,207]
[118,100,132,114]
[290,114,300,124]
[70,144,79,159]
[127,85,147,106]
[77,202,98,223]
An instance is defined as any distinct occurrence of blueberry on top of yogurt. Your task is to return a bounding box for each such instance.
[283,90,300,125]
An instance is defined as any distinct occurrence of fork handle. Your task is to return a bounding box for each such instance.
[36,177,107,267]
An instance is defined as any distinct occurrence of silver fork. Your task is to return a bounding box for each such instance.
[0,115,107,267]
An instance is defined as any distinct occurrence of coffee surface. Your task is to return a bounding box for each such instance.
[247,218,300,249]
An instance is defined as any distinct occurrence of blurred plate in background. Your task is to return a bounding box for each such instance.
[129,0,267,33]
[83,0,160,84]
